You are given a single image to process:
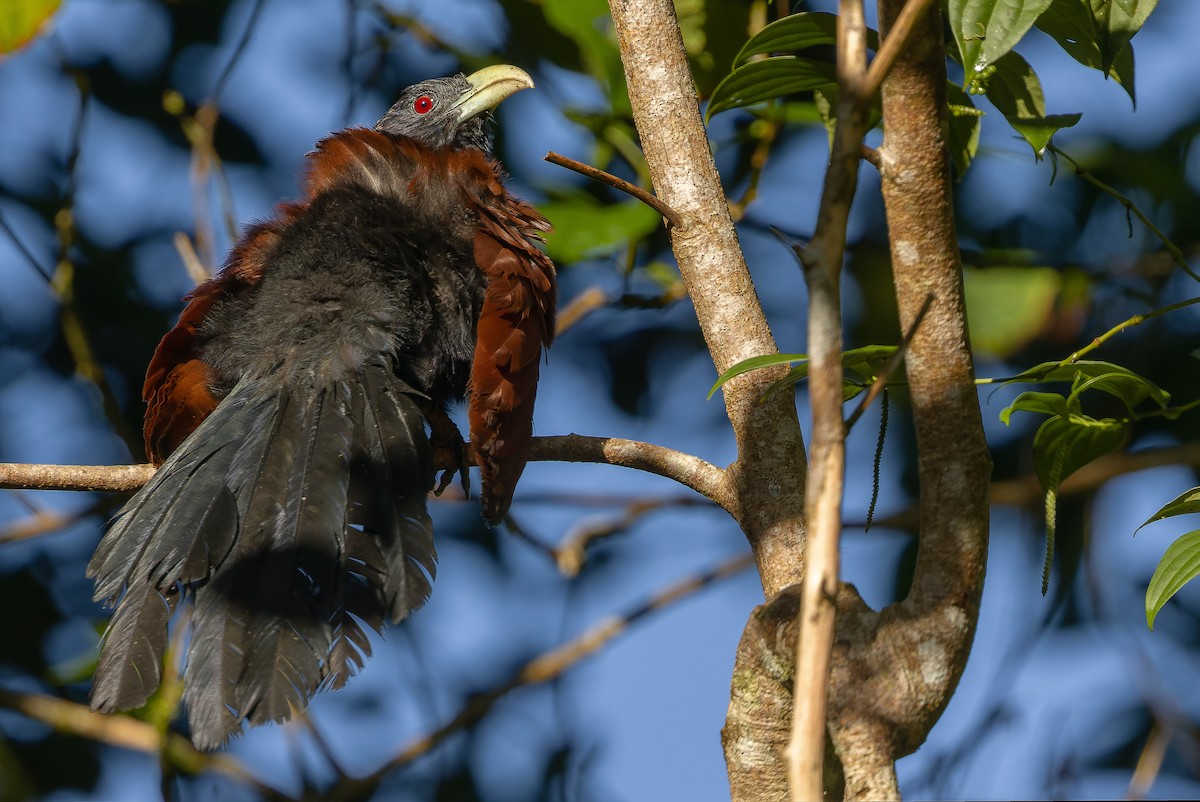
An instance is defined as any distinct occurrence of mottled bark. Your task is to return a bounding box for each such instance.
[606,0,809,597]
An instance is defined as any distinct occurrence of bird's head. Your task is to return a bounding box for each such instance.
[375,64,534,153]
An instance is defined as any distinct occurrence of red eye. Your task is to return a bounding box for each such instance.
[413,96,434,114]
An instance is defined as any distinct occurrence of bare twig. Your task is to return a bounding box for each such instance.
[553,496,709,576]
[555,286,609,335]
[0,211,54,281]
[332,552,754,798]
[0,690,289,800]
[1056,296,1200,367]
[861,0,939,100]
[1049,144,1200,284]
[0,510,81,544]
[788,2,870,798]
[844,292,934,429]
[173,231,211,285]
[544,151,683,228]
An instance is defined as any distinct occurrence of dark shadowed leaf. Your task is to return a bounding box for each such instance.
[1031,413,1125,490]
[1088,0,1157,73]
[1035,0,1137,104]
[733,12,880,64]
[976,50,1082,156]
[1005,359,1171,409]
[947,83,985,178]
[706,56,837,121]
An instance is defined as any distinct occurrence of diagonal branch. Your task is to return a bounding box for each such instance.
[606,0,807,600]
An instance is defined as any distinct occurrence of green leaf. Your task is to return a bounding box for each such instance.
[1006,360,1171,408]
[1001,390,1071,423]
[708,344,898,399]
[735,11,839,63]
[964,266,1060,355]
[706,56,838,121]
[947,83,985,178]
[732,11,882,66]
[539,197,661,264]
[977,50,1081,156]
[676,0,753,97]
[708,353,808,399]
[1032,413,1124,490]
[1145,529,1200,629]
[1088,0,1157,73]
[758,344,898,401]
[0,0,60,54]
[1035,0,1137,105]
[1028,412,1124,594]
[1140,486,1200,529]
[1066,370,1170,414]
[948,0,1056,77]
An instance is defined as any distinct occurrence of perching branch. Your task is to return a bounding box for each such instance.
[0,433,729,509]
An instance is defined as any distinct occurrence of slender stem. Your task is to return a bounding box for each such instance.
[788,2,869,799]
[1050,144,1200,284]
[1058,296,1200,366]
[861,0,939,100]
[544,151,683,227]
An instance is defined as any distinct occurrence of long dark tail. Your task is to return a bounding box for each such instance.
[88,363,435,749]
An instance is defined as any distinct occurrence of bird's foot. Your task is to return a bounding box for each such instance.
[424,406,471,497]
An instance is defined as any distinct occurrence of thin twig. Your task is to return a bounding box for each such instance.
[844,292,934,429]
[553,496,708,576]
[331,552,754,798]
[789,2,869,798]
[173,231,211,285]
[1049,144,1200,284]
[861,0,939,100]
[555,286,609,336]
[0,690,290,800]
[0,510,80,544]
[0,211,54,281]
[211,0,267,103]
[544,151,683,228]
[1057,295,1200,366]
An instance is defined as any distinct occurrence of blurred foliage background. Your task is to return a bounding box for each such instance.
[2,0,1200,799]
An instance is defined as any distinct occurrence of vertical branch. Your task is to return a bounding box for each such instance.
[816,2,991,798]
[606,0,808,597]
[788,2,870,799]
[876,0,990,663]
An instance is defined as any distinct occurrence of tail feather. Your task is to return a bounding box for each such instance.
[356,366,436,621]
[91,364,439,750]
[231,384,353,730]
[87,388,264,712]
[184,385,298,748]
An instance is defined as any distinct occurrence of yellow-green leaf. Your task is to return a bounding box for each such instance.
[1146,530,1200,629]
[0,0,60,54]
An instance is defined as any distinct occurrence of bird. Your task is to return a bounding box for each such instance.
[86,64,556,750]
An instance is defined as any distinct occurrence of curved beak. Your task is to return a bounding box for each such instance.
[452,65,535,123]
